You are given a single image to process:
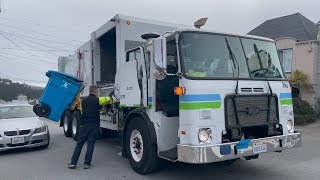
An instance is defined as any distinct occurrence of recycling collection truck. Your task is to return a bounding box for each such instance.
[57,14,301,174]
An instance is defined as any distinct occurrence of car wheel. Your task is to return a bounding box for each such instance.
[126,117,159,174]
[33,104,40,115]
[62,111,72,137]
[72,110,81,141]
[36,104,51,117]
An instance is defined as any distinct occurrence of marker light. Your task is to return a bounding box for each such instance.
[174,87,186,96]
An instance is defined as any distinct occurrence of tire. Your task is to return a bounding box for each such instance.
[71,110,81,141]
[36,104,51,117]
[62,111,72,137]
[126,117,159,174]
[33,104,40,115]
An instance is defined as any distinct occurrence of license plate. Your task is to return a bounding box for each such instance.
[12,137,25,144]
[253,143,267,154]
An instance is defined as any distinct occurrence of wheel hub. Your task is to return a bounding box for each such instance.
[130,130,144,162]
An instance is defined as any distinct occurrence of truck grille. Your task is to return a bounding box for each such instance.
[225,94,279,140]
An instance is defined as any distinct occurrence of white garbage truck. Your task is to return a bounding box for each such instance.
[58,14,301,174]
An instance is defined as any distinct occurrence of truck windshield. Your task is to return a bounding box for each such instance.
[179,32,285,79]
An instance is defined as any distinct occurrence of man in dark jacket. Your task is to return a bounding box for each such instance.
[68,85,110,169]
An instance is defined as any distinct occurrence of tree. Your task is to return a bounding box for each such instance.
[289,70,309,99]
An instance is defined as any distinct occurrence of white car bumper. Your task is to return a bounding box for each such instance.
[0,130,50,151]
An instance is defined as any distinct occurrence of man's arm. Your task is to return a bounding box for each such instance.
[99,96,111,106]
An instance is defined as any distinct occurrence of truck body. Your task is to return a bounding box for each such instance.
[58,14,301,174]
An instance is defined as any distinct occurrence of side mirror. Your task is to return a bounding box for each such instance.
[153,38,167,80]
[153,38,167,70]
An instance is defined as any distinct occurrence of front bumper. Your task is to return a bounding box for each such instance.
[178,133,301,164]
[0,131,50,152]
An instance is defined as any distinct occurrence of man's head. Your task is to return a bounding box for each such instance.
[89,85,99,96]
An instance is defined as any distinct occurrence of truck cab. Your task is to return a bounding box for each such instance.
[115,29,301,173]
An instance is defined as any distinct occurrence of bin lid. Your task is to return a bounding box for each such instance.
[46,70,83,82]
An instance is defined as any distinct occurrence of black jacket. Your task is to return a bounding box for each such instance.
[80,94,100,127]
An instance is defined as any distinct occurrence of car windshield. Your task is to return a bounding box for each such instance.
[0,106,37,119]
[179,32,285,79]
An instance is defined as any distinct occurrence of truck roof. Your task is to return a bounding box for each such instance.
[92,14,274,43]
[176,28,275,42]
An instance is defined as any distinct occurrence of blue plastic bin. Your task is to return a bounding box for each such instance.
[37,70,83,122]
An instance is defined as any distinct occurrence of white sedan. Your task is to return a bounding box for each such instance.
[0,104,50,151]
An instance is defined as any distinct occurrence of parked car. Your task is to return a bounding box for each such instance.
[0,104,50,151]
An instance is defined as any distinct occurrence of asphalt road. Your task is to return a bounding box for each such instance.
[1,120,320,180]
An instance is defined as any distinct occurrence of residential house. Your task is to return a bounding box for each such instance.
[248,13,320,109]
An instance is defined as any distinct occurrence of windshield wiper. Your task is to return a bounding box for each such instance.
[225,37,240,96]
[253,43,273,95]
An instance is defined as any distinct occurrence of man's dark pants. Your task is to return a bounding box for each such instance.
[71,126,99,165]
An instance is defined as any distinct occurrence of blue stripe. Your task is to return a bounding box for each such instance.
[239,139,252,144]
[148,97,152,102]
[280,93,292,99]
[179,94,221,102]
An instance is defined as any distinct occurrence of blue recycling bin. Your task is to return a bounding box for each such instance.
[35,70,83,122]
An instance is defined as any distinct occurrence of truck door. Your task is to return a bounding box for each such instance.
[116,47,147,107]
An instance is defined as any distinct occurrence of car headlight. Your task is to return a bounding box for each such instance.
[34,126,47,134]
[287,120,294,133]
[198,128,212,143]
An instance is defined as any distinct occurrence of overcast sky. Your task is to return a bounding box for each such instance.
[0,0,319,86]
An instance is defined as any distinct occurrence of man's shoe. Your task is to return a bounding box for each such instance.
[83,164,91,169]
[67,163,76,169]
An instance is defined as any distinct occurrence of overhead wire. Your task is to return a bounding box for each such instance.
[0,15,89,34]
[2,32,74,53]
[0,32,59,66]
[1,48,57,58]
[0,50,56,68]
[0,30,80,46]
[1,32,66,57]
[0,48,75,52]
[0,22,85,44]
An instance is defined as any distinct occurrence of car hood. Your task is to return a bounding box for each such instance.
[0,117,44,132]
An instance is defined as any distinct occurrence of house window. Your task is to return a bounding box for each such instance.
[278,49,293,73]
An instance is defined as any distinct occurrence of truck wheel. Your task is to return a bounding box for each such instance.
[62,111,72,137]
[72,111,81,141]
[126,117,159,174]
[36,104,51,117]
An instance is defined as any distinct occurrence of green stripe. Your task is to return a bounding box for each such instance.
[180,102,221,110]
[119,104,126,108]
[280,99,292,105]
[133,104,141,107]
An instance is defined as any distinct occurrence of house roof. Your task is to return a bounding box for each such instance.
[248,13,318,41]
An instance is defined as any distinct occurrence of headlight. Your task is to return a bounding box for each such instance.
[198,128,212,143]
[34,126,47,134]
[287,120,294,133]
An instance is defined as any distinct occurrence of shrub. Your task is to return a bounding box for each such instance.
[292,98,316,125]
[294,114,316,125]
[293,98,314,115]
